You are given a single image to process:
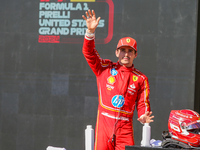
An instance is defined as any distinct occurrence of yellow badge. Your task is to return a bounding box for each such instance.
[126,38,131,43]
[133,76,138,82]
[107,76,115,84]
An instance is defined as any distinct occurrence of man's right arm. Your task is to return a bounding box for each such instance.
[82,10,107,76]
[82,30,103,76]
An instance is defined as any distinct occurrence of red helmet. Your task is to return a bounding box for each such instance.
[168,109,200,147]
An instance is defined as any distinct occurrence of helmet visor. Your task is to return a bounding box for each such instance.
[186,122,200,130]
[186,122,200,134]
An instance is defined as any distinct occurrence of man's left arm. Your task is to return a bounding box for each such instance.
[136,76,154,124]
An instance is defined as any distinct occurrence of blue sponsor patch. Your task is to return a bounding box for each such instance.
[111,68,118,76]
[111,95,125,108]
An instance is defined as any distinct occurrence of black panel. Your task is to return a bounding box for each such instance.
[0,0,198,150]
[195,0,200,113]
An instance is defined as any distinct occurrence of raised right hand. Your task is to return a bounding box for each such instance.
[82,9,101,34]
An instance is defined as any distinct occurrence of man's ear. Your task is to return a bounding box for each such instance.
[115,49,119,57]
[135,52,137,58]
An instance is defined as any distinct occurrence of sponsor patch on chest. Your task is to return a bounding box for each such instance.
[133,75,138,82]
[111,95,125,108]
[106,76,116,90]
[106,84,114,91]
[110,68,118,76]
[127,83,136,95]
[107,76,115,85]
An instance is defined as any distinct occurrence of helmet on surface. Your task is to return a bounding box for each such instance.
[168,109,200,147]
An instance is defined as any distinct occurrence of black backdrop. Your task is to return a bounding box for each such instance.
[0,0,198,150]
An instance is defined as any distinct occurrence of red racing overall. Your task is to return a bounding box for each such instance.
[82,35,151,150]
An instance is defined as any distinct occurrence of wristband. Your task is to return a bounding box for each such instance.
[86,29,95,38]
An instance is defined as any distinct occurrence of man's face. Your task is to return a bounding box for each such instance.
[115,46,137,67]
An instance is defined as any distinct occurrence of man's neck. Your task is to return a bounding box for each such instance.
[119,62,132,68]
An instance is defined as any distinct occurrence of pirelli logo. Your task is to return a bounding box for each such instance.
[38,0,114,44]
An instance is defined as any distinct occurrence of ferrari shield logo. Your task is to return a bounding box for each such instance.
[133,76,138,82]
[126,38,131,43]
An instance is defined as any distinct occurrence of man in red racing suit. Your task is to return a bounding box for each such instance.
[82,10,154,150]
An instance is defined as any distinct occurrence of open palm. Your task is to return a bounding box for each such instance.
[82,10,101,33]
[137,111,154,124]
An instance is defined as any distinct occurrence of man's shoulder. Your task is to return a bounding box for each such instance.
[132,68,148,79]
[100,59,113,67]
